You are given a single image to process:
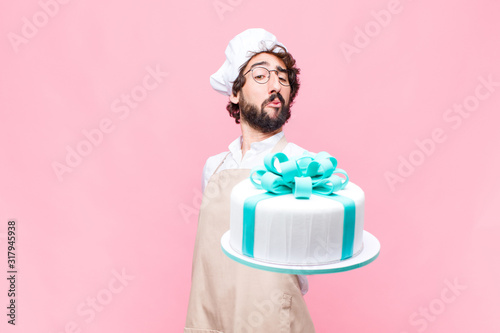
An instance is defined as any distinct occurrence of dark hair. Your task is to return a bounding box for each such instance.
[226,45,301,124]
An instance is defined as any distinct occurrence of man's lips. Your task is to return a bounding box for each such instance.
[267,101,281,107]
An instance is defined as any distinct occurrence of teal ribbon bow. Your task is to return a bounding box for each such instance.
[242,152,356,260]
[249,151,349,199]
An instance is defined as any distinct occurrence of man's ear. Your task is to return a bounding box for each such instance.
[229,92,239,104]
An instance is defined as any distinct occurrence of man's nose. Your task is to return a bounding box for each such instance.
[267,71,282,93]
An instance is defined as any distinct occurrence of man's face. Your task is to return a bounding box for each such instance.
[230,52,292,133]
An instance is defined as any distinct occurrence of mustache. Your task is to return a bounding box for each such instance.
[262,93,285,108]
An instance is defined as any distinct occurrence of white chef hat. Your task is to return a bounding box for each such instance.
[210,28,287,96]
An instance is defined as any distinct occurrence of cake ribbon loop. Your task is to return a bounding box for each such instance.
[249,151,349,199]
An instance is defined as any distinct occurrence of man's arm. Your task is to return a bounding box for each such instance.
[201,160,210,193]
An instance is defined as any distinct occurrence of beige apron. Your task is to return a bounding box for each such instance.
[185,136,315,333]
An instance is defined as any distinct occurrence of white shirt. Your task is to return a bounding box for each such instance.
[202,131,307,191]
[201,131,310,295]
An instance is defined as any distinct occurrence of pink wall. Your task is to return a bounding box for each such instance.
[1,0,499,332]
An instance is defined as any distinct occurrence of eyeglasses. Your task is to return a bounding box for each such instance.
[243,67,291,86]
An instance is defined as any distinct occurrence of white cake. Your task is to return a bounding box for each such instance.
[229,178,365,266]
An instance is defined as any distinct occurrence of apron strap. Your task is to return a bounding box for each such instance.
[270,134,288,153]
[213,152,231,175]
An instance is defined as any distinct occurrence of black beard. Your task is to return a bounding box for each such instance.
[239,92,291,133]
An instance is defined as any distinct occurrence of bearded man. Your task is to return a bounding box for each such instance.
[185,28,315,333]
